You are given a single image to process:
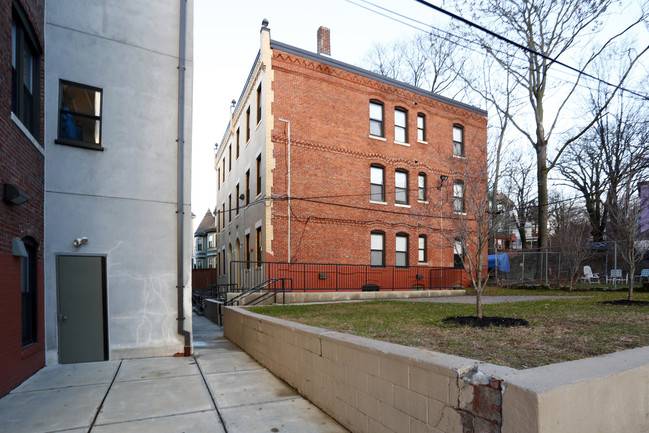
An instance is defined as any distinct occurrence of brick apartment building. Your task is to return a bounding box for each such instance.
[0,0,45,397]
[214,21,487,289]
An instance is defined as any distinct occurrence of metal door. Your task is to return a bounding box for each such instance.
[56,255,108,363]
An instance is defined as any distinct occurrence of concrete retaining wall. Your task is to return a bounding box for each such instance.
[226,288,466,306]
[224,306,649,433]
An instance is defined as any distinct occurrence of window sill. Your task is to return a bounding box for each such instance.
[395,203,411,208]
[453,154,466,159]
[370,200,387,205]
[369,135,386,141]
[417,140,428,144]
[454,211,467,216]
[394,140,410,147]
[418,200,429,204]
[11,112,44,156]
[55,138,103,151]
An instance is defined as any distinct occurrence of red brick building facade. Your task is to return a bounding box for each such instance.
[0,0,45,397]
[215,22,487,289]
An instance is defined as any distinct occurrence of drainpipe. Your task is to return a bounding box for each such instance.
[176,0,191,356]
[278,119,290,263]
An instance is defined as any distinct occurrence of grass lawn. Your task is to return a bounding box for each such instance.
[250,286,649,369]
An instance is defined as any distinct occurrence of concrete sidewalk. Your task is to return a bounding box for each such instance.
[0,314,347,433]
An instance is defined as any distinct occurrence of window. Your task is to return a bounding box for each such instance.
[12,7,40,139]
[228,144,232,171]
[395,170,409,205]
[245,170,250,205]
[396,233,409,267]
[394,107,408,143]
[228,194,232,223]
[21,237,37,347]
[370,164,385,202]
[454,180,465,213]
[418,235,427,263]
[197,238,203,251]
[246,107,251,141]
[369,100,384,137]
[217,168,221,191]
[235,184,240,216]
[256,155,262,195]
[453,124,464,157]
[221,204,225,230]
[222,158,226,182]
[454,238,464,269]
[236,128,240,159]
[370,231,385,267]
[256,226,262,263]
[417,113,426,142]
[256,83,262,124]
[57,81,102,149]
[418,173,427,202]
[208,233,214,248]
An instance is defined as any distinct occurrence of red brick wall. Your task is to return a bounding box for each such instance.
[269,49,487,268]
[0,0,45,397]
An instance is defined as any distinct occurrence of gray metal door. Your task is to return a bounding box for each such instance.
[56,255,107,363]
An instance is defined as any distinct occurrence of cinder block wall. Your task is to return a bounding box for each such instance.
[224,306,649,433]
[224,306,514,433]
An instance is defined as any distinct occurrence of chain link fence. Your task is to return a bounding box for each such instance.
[491,241,649,286]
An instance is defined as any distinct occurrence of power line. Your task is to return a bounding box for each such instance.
[346,0,649,100]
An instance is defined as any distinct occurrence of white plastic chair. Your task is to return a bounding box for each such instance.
[606,269,627,284]
[581,266,600,284]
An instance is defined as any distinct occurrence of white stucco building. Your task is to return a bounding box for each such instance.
[44,1,193,363]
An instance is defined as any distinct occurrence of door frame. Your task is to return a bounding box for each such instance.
[55,254,109,363]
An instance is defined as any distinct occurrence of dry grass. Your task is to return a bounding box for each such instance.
[251,288,649,369]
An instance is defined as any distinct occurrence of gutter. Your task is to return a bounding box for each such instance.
[176,0,191,356]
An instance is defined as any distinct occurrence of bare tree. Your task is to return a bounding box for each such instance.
[460,0,649,248]
[501,156,538,249]
[440,145,496,319]
[608,187,649,301]
[558,63,649,242]
[363,26,466,96]
[549,196,593,290]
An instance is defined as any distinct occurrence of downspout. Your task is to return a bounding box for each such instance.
[176,0,191,356]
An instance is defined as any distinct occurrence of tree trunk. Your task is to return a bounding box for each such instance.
[476,290,483,319]
[628,264,635,301]
[536,142,549,248]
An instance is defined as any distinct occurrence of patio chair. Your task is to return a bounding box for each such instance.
[581,266,600,284]
[606,269,627,285]
[634,269,649,283]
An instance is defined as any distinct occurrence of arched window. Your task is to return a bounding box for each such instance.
[370,164,385,202]
[453,124,464,157]
[396,233,409,267]
[369,100,384,137]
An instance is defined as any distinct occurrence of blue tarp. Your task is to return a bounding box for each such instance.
[488,253,510,273]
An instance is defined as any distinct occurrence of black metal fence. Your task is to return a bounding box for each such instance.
[228,261,467,291]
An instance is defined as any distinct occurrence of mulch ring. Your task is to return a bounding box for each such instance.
[442,316,529,328]
[599,300,649,306]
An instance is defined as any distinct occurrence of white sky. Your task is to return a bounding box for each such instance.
[190,0,648,228]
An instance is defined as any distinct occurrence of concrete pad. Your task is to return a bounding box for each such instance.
[196,351,263,374]
[220,397,347,433]
[96,375,213,425]
[0,385,108,433]
[12,361,120,392]
[117,356,199,382]
[93,410,225,433]
[204,369,298,408]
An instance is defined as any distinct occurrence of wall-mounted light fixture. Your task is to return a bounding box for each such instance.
[3,183,29,205]
[73,237,88,247]
[437,175,448,190]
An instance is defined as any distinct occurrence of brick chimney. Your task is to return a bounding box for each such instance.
[317,26,330,56]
